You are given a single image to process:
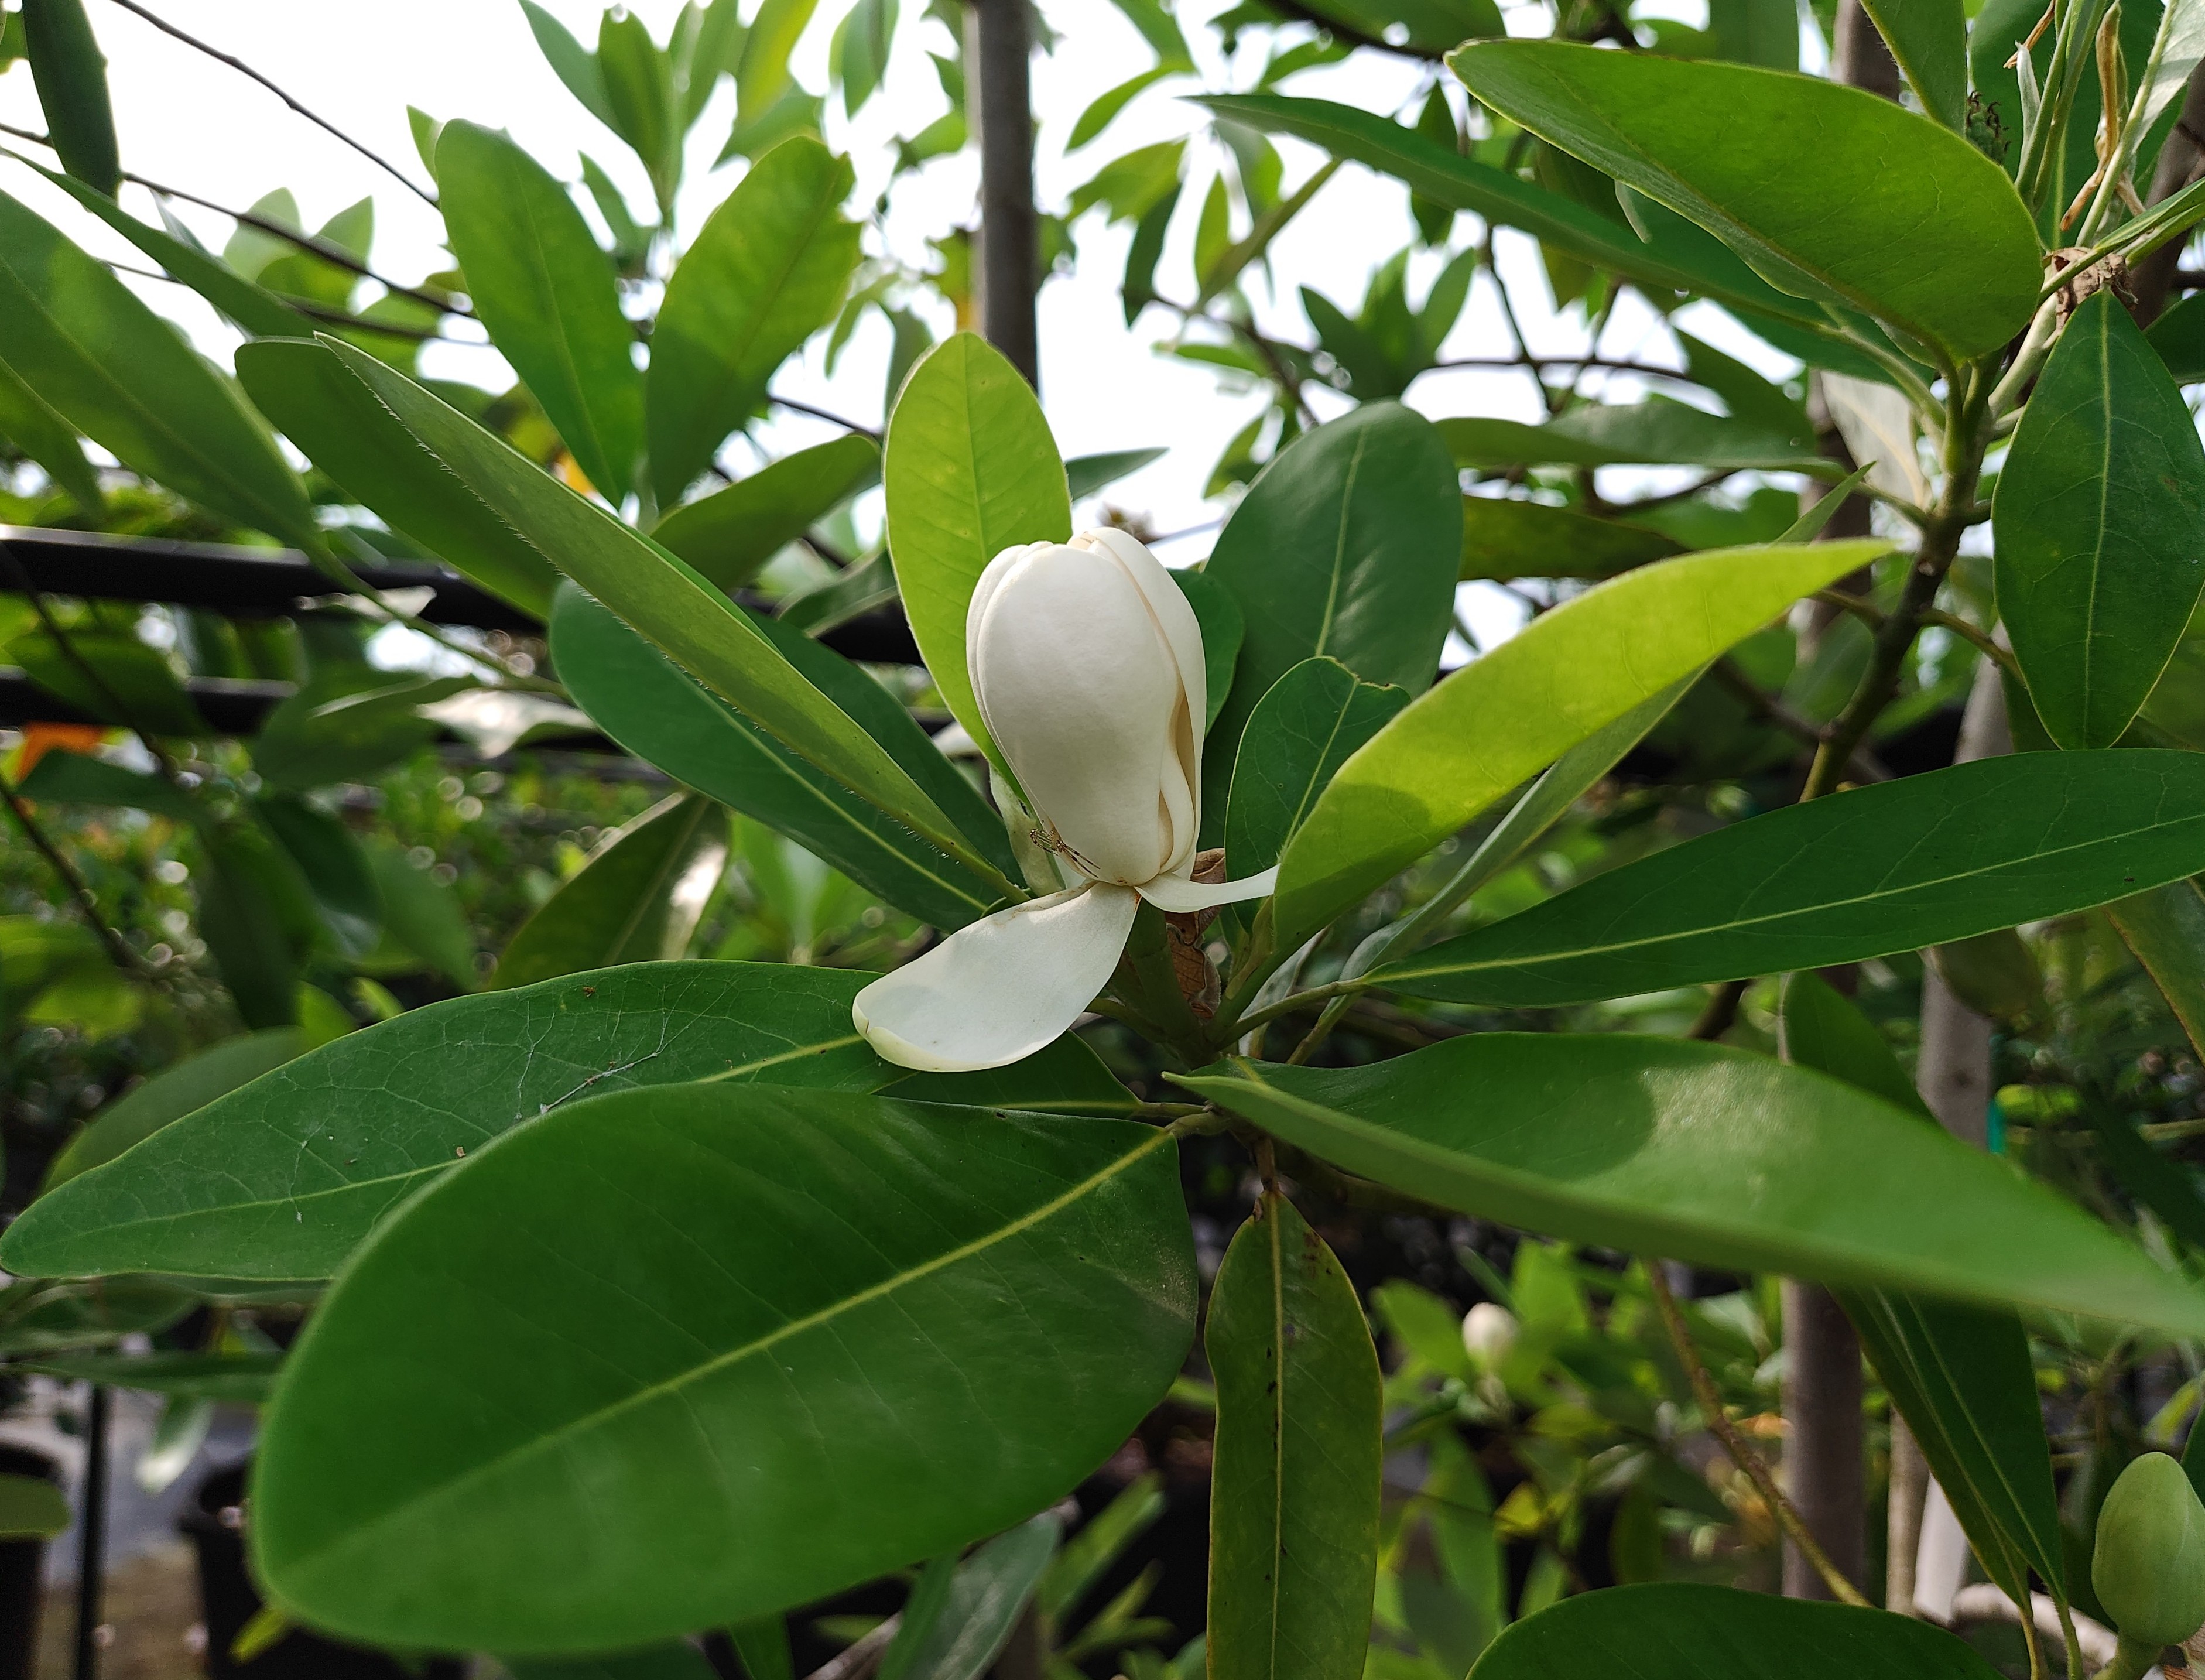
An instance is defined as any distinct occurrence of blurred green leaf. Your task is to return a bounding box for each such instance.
[1070,67,1173,151]
[599,9,681,210]
[256,793,381,959]
[652,434,877,592]
[0,1473,69,1539]
[834,0,896,115]
[520,0,615,127]
[887,1514,1060,1680]
[44,1028,306,1190]
[364,837,479,992]
[0,352,100,508]
[23,0,115,194]
[1440,403,1826,472]
[19,1349,284,1403]
[2110,879,2205,1059]
[738,0,820,126]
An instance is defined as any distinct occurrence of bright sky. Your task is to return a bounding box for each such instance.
[0,0,1795,652]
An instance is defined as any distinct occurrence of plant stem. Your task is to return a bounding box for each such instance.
[0,763,155,981]
[1645,1265,1872,1606]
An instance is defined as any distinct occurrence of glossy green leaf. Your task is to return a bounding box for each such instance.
[1377,751,2205,1006]
[2111,879,2205,1058]
[886,1514,1061,1680]
[364,839,478,990]
[1467,1585,2001,1679]
[647,137,861,502]
[0,354,100,509]
[0,962,897,1281]
[1174,1036,2205,1333]
[1172,565,1244,734]
[44,1028,305,1190]
[1203,402,1460,834]
[23,0,116,194]
[1858,0,1967,129]
[437,121,643,503]
[550,587,1002,928]
[652,434,878,592]
[886,1033,1137,1117]
[1206,1193,1382,1680]
[313,340,998,886]
[1227,657,1409,882]
[251,1090,1194,1652]
[884,332,1071,771]
[237,338,560,620]
[0,1473,70,1540]
[1458,498,1680,581]
[1995,292,2205,748]
[21,1349,283,1404]
[0,187,317,546]
[1271,539,1888,948]
[1778,973,2064,1604]
[1447,41,2040,361]
[495,795,728,988]
[1440,404,1827,473]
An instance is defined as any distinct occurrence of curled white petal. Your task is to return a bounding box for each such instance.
[1135,867,1279,913]
[851,882,1139,1072]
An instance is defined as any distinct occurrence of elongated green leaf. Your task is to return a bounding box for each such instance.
[197,824,303,1030]
[1206,1193,1381,1680]
[1467,1585,2001,1679]
[366,839,478,990]
[1173,566,1243,733]
[884,333,1071,771]
[1459,498,1680,581]
[887,1515,1061,1680]
[437,121,643,502]
[313,339,997,885]
[1447,41,2040,361]
[1376,751,2205,1005]
[0,1473,70,1540]
[21,1349,283,1403]
[1193,94,1833,335]
[0,353,100,508]
[2111,879,2205,1058]
[0,187,318,546]
[238,339,560,619]
[551,587,1001,928]
[1203,402,1460,834]
[1173,1036,2205,1333]
[1858,0,1967,129]
[0,962,899,1281]
[1271,539,1888,947]
[495,795,728,987]
[1067,446,1166,499]
[652,434,877,591]
[258,793,379,958]
[23,0,117,194]
[1227,658,1408,880]
[44,1028,305,1189]
[251,1090,1194,1653]
[646,137,861,501]
[1440,405,1829,473]
[521,0,617,126]
[598,10,679,207]
[1995,291,2205,748]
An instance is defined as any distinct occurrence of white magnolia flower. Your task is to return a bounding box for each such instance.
[853,528,1276,1071]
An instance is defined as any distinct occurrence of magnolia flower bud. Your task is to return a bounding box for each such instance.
[968,528,1204,887]
[1461,1302,1519,1368]
[2093,1452,2205,1647]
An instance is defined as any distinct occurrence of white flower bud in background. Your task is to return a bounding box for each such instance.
[1461,1302,1519,1370]
[852,528,1278,1072]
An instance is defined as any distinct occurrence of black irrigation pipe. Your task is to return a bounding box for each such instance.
[72,1384,109,1680]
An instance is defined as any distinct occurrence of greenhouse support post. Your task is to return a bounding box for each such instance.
[965,0,1039,387]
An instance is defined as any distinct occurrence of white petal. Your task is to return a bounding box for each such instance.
[851,882,1139,1072]
[1135,867,1278,912]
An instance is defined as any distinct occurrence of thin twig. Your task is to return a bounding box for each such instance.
[803,1614,900,1680]
[99,0,437,205]
[0,763,156,980]
[1685,978,1749,1041]
[1814,589,2019,676]
[768,393,882,442]
[1708,657,1888,782]
[1645,1265,1871,1606]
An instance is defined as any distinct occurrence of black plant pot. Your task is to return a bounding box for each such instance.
[0,1443,60,1680]
[180,1462,466,1680]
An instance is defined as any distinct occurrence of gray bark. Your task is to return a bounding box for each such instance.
[1781,1281,1868,1598]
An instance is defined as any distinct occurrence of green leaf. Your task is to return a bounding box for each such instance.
[652,433,878,592]
[885,1515,1061,1680]
[1458,498,1680,581]
[1270,539,1889,948]
[20,1349,283,1404]
[22,0,117,194]
[6,628,206,735]
[521,0,616,128]
[249,1090,1194,1652]
[1377,751,2205,1005]
[1071,67,1174,151]
[1206,1193,1382,1680]
[494,795,728,988]
[1857,0,1967,130]
[886,1033,1138,1117]
[1466,1584,2002,1678]
[0,962,900,1282]
[884,333,1071,769]
[365,839,478,990]
[1203,402,1460,836]
[436,121,643,503]
[2110,879,2205,1058]
[1296,0,1501,56]
[1173,1036,2205,1334]
[196,823,304,1030]
[311,339,1000,886]
[1995,290,2205,748]
[250,670,466,792]
[0,353,101,509]
[834,0,897,117]
[1439,403,1827,473]
[1066,446,1167,500]
[737,0,820,127]
[646,137,860,502]
[598,9,680,209]
[1227,657,1409,880]
[0,1472,70,1540]
[2148,290,2205,382]
[43,1028,306,1190]
[1446,41,2040,362]
[236,338,560,620]
[550,586,1002,929]
[1172,566,1243,734]
[0,187,318,546]
[257,794,381,959]
[1708,0,1799,69]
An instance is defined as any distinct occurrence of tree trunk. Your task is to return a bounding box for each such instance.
[1887,1417,1929,1613]
[965,0,1038,387]
[2131,69,2205,323]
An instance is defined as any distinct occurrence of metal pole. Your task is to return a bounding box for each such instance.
[965,0,1038,387]
[72,1385,109,1680]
